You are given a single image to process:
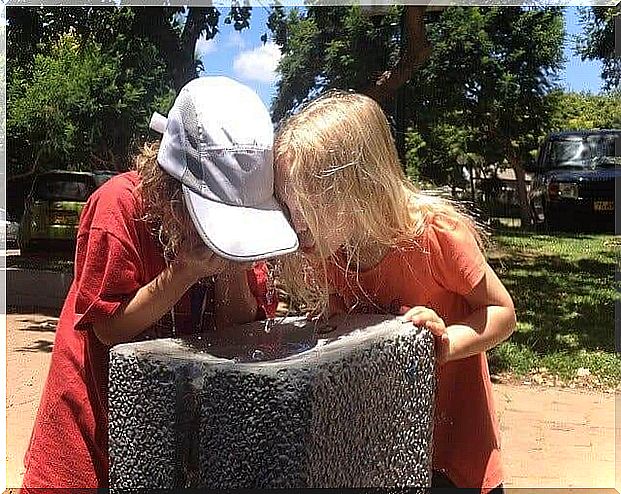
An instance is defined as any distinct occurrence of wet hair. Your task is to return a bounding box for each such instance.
[274,90,484,315]
[134,141,199,262]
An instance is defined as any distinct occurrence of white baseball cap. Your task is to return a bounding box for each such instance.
[150,76,298,261]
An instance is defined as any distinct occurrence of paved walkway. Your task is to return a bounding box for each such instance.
[5,310,619,490]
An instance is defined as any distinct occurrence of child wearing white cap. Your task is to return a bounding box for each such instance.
[21,77,298,489]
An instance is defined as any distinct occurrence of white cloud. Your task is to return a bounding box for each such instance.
[194,35,217,59]
[233,42,282,84]
[225,32,247,50]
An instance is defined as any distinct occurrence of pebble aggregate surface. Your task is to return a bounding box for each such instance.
[109,314,436,489]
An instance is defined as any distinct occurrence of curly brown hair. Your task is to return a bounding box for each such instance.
[134,141,199,262]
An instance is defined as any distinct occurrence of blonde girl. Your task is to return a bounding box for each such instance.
[274,90,516,493]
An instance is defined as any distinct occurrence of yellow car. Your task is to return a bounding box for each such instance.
[20,170,116,253]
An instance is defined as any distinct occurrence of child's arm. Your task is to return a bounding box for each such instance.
[403,263,516,364]
[92,246,227,346]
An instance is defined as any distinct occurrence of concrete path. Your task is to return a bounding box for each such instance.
[5,310,619,490]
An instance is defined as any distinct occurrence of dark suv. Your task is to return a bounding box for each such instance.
[527,130,619,231]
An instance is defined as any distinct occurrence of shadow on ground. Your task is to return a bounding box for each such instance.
[486,230,618,380]
[490,251,615,354]
[16,339,54,353]
[17,319,58,333]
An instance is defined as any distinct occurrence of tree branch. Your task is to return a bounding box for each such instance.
[182,7,212,56]
[8,148,43,182]
[363,6,431,104]
[132,8,189,91]
[8,165,38,182]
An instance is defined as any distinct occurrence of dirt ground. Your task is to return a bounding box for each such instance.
[5,309,620,490]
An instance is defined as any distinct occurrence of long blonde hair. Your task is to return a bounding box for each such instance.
[274,90,484,315]
[134,141,199,262]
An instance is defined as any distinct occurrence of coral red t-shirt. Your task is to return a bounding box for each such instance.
[22,171,277,489]
[327,214,502,492]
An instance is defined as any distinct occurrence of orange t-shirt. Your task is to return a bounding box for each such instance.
[327,214,502,491]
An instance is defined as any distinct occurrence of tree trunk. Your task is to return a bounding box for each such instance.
[509,155,531,229]
[175,7,214,91]
[363,6,431,104]
[133,8,210,93]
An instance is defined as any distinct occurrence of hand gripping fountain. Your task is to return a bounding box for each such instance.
[108,314,436,488]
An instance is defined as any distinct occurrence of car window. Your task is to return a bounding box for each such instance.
[93,173,116,187]
[586,135,617,158]
[550,140,588,166]
[549,134,619,168]
[33,176,96,201]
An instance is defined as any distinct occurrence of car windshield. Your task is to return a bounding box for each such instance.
[550,135,618,168]
[93,173,116,187]
[33,175,95,201]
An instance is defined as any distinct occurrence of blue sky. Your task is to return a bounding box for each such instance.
[196,7,279,106]
[563,6,603,93]
[198,6,604,109]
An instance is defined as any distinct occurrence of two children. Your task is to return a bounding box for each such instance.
[274,90,516,493]
[23,78,514,493]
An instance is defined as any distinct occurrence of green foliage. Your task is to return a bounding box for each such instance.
[576,6,620,91]
[6,6,249,92]
[271,5,401,119]
[7,32,173,176]
[547,90,621,130]
[6,6,254,178]
[405,7,565,223]
[404,130,425,181]
[409,7,564,169]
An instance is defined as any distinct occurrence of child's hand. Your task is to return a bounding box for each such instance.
[176,245,228,281]
[400,305,451,365]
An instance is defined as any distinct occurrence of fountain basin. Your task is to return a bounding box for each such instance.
[109,314,436,488]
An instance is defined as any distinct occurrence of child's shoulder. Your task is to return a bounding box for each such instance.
[398,211,481,258]
[79,171,143,233]
[87,171,141,209]
[422,212,484,266]
[92,170,140,198]
[427,209,469,230]
[400,212,471,243]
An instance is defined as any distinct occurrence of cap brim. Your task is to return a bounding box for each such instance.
[183,185,299,262]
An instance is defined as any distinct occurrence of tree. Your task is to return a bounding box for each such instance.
[576,6,620,91]
[548,90,621,130]
[7,6,255,93]
[272,7,565,225]
[269,5,432,120]
[6,6,259,179]
[7,33,174,178]
[400,7,565,226]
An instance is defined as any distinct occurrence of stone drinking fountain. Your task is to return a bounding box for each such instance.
[108,314,436,488]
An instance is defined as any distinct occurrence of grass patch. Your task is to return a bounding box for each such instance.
[487,229,620,387]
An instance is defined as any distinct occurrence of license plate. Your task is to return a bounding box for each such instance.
[594,201,614,212]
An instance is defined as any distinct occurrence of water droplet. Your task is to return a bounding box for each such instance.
[263,319,273,333]
[251,349,266,361]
